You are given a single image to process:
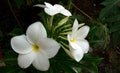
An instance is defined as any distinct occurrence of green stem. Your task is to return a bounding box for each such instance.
[50,16,54,28]
[49,16,54,37]
[68,2,72,10]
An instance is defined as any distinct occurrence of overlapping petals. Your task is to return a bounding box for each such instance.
[38,38,60,58]
[11,35,32,54]
[32,49,49,71]
[69,45,84,62]
[67,19,90,62]
[18,52,36,68]
[11,22,60,71]
[34,2,72,16]
[26,22,47,44]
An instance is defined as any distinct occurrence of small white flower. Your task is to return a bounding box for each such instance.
[67,19,90,62]
[11,22,60,71]
[34,2,72,16]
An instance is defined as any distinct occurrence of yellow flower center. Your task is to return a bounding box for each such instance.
[32,44,40,53]
[70,38,76,43]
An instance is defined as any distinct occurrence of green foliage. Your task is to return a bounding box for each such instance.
[3,50,17,64]
[105,14,120,23]
[99,0,120,47]
[0,50,23,73]
[99,0,120,20]
[14,0,24,8]
[88,20,110,49]
[55,17,69,29]
[9,28,23,36]
[81,54,103,73]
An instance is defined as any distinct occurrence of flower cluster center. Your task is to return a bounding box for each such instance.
[32,44,40,53]
[70,38,76,43]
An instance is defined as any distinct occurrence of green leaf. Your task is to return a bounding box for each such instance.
[73,67,82,73]
[14,0,24,8]
[83,55,103,65]
[101,0,116,6]
[112,31,120,47]
[0,65,21,73]
[99,0,120,20]
[54,17,69,30]
[110,22,120,32]
[60,44,74,59]
[58,24,71,32]
[85,63,98,73]
[18,70,26,73]
[9,28,23,36]
[59,62,76,73]
[3,50,17,65]
[105,14,120,22]
[81,55,103,73]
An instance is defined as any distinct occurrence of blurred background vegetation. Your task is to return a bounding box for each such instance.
[0,0,120,73]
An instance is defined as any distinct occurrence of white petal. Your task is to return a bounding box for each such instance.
[72,19,78,35]
[54,4,72,16]
[67,34,80,50]
[70,42,81,50]
[38,38,60,58]
[44,2,53,8]
[26,22,47,44]
[18,52,36,68]
[76,26,90,39]
[76,40,89,53]
[34,4,46,8]
[54,4,65,10]
[69,45,84,62]
[44,8,58,16]
[11,35,32,54]
[44,2,59,16]
[60,9,72,16]
[32,50,49,71]
[67,34,71,43]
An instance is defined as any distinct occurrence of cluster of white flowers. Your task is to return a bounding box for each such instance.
[11,2,90,71]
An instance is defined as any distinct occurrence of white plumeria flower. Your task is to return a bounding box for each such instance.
[34,2,72,16]
[67,19,90,62]
[11,22,60,71]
